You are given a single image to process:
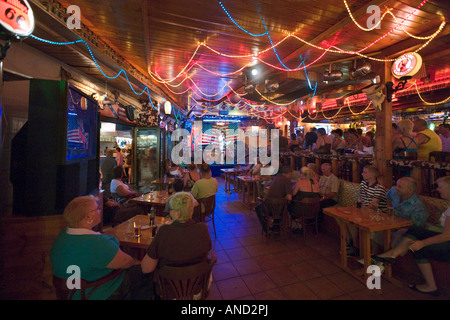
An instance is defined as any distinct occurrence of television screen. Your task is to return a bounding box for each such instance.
[66,86,98,161]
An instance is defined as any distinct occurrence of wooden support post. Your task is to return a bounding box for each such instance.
[331,159,338,176]
[374,60,393,189]
[352,161,360,183]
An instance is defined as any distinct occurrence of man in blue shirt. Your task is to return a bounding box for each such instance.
[386,177,429,227]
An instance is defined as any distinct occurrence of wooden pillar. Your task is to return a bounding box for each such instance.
[331,159,338,176]
[374,60,393,189]
[352,161,360,183]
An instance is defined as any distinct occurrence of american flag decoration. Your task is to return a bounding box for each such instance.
[118,105,136,123]
[200,122,239,147]
[67,128,87,148]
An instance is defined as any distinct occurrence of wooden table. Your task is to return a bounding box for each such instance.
[128,191,170,216]
[237,175,271,207]
[323,206,413,285]
[221,169,236,194]
[221,168,247,194]
[103,215,172,258]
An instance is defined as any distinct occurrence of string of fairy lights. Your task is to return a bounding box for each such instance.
[29,0,449,125]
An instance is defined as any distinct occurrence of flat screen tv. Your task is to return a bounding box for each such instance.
[66,85,98,162]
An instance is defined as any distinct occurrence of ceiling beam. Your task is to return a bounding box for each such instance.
[282,0,390,64]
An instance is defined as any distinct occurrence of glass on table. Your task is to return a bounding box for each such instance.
[133,222,142,238]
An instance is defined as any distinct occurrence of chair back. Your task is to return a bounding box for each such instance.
[52,269,123,300]
[156,257,217,300]
[194,195,216,222]
[263,197,288,220]
[298,197,321,220]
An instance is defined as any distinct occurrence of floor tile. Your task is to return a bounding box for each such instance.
[216,277,252,300]
[241,271,277,294]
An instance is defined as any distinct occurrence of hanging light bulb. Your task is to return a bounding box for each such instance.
[164,100,172,114]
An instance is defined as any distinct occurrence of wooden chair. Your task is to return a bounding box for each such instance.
[156,256,217,300]
[194,195,216,238]
[290,197,321,239]
[260,197,289,238]
[52,269,123,300]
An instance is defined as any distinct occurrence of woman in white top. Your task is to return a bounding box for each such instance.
[110,166,138,203]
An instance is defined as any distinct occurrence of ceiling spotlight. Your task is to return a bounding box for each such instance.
[265,79,279,93]
[323,64,343,81]
[251,68,258,76]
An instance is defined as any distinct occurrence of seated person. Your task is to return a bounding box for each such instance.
[110,166,146,222]
[318,163,340,228]
[255,166,293,234]
[50,196,153,300]
[141,192,212,299]
[387,177,429,228]
[374,176,450,296]
[288,167,320,233]
[164,179,198,215]
[168,161,185,178]
[191,164,218,201]
[386,177,429,245]
[110,166,139,203]
[346,166,388,256]
[331,129,346,154]
[184,164,200,191]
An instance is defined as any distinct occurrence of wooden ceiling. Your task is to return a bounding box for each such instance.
[26,0,449,119]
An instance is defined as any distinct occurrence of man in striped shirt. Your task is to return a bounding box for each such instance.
[347,166,387,256]
[360,166,388,212]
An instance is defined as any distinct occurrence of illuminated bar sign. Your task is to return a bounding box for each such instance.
[0,0,35,39]
[391,52,422,79]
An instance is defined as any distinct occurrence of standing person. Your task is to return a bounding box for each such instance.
[374,176,450,296]
[115,147,125,166]
[288,133,300,152]
[413,119,442,161]
[331,129,346,154]
[50,196,153,300]
[304,127,318,150]
[100,149,117,197]
[392,119,418,160]
[123,148,133,184]
[296,132,304,148]
[313,128,331,154]
[438,124,450,152]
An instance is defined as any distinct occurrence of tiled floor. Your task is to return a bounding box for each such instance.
[205,177,449,300]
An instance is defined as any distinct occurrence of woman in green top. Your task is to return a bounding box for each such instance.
[50,196,152,300]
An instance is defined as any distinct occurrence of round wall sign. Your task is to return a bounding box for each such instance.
[391,53,422,79]
[0,0,35,39]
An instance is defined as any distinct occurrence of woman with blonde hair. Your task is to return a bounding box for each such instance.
[392,119,418,160]
[288,167,320,232]
[50,196,152,299]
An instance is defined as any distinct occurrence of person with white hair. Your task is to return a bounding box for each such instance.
[374,176,450,296]
[386,177,429,228]
[141,192,212,274]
